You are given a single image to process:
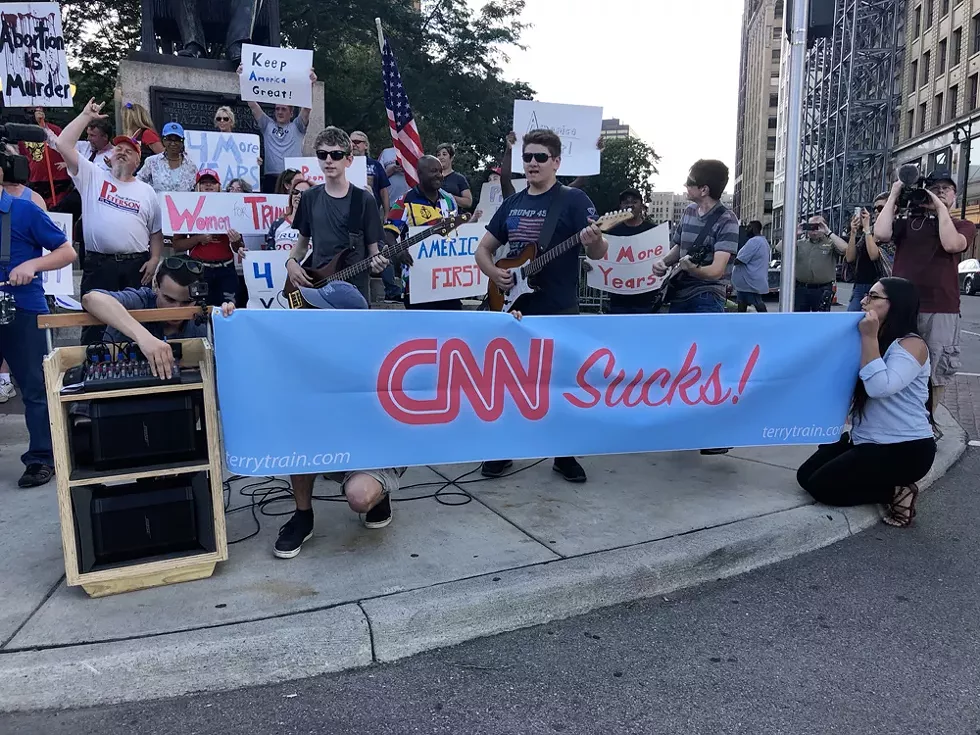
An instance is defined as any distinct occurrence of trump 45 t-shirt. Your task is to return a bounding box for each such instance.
[69,156,162,254]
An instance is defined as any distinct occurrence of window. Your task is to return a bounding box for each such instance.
[923,51,931,84]
[911,59,919,88]
[970,74,979,109]
[768,117,778,129]
[942,0,950,15]
[767,136,777,149]
[765,182,774,193]
[765,160,775,172]
[926,0,934,28]
[773,27,782,40]
[949,84,959,118]
[939,38,947,73]
[973,13,980,54]
[907,109,915,138]
[769,93,779,107]
[764,201,773,214]
[953,27,963,66]
[914,5,921,36]
[772,49,780,61]
[935,93,944,125]
[919,102,927,133]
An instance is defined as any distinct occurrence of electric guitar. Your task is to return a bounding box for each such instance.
[487,209,633,312]
[284,212,471,309]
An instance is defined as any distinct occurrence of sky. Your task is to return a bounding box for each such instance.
[484,0,745,193]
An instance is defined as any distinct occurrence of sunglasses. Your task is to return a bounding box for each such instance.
[163,136,183,143]
[316,149,348,161]
[522,152,552,163]
[686,179,702,188]
[163,256,203,275]
[215,116,230,122]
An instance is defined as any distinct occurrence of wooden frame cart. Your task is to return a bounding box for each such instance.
[38,309,228,598]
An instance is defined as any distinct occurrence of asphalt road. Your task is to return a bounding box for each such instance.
[4,445,979,734]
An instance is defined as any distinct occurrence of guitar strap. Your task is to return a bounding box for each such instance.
[347,184,366,253]
[538,185,570,251]
[687,203,728,258]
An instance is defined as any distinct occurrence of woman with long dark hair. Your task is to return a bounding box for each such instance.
[797,277,936,527]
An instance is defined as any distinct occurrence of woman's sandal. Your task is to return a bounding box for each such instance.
[883,483,919,528]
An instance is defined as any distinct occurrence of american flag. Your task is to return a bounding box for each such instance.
[381,35,424,187]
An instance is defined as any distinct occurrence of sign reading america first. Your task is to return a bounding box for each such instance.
[0,3,72,107]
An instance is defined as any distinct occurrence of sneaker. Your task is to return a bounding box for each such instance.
[18,464,53,488]
[553,457,587,483]
[700,448,731,455]
[363,493,392,529]
[481,459,513,478]
[0,380,15,404]
[273,510,314,559]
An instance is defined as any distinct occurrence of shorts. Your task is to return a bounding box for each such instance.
[918,312,961,387]
[341,467,405,495]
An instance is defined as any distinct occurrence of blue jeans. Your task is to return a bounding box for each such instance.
[0,308,53,466]
[381,264,401,299]
[199,264,240,306]
[736,291,768,312]
[847,282,872,312]
[794,282,833,312]
[669,291,725,314]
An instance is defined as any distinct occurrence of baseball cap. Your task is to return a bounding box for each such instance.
[297,281,368,310]
[926,168,956,189]
[111,135,140,155]
[196,168,221,184]
[161,122,185,139]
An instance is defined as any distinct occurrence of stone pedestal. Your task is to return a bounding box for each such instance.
[115,53,325,155]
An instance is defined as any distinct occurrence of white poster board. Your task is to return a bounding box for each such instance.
[41,211,72,295]
[160,192,289,236]
[184,130,261,190]
[510,100,602,176]
[240,44,313,109]
[586,224,669,295]
[284,155,367,189]
[0,3,72,107]
[406,223,485,304]
[243,249,290,309]
[475,178,527,223]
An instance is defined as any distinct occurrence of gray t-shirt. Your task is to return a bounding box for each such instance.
[258,113,307,175]
[292,184,383,300]
[732,235,772,294]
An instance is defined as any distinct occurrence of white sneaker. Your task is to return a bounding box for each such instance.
[0,380,16,403]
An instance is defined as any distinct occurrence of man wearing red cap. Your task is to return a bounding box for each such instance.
[54,99,164,344]
[171,169,243,306]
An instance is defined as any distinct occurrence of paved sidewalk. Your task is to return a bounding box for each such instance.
[0,408,966,713]
[944,374,980,441]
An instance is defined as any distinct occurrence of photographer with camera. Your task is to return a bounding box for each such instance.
[81,256,235,379]
[0,152,77,487]
[874,167,975,413]
[776,215,847,312]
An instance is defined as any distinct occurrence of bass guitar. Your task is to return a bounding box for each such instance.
[284,212,471,309]
[487,209,633,312]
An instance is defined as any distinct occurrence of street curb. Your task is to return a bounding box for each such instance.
[0,408,967,713]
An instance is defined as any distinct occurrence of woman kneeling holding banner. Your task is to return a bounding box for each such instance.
[796,277,936,528]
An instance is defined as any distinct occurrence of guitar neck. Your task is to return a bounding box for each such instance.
[523,232,583,277]
[317,226,443,287]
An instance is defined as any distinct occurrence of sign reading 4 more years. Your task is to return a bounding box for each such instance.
[184,130,262,191]
[406,223,485,304]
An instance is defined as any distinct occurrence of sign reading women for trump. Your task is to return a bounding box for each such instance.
[406,223,485,304]
[587,224,669,295]
[213,310,863,475]
[284,156,367,189]
[240,44,313,109]
[160,192,289,236]
[185,131,261,190]
[510,100,602,177]
[0,3,72,107]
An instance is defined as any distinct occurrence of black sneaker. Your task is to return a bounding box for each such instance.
[700,448,731,455]
[273,510,314,559]
[481,460,513,478]
[363,494,393,529]
[553,457,587,483]
[18,464,53,488]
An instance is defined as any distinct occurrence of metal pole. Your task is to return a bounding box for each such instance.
[779,0,810,312]
[961,119,972,222]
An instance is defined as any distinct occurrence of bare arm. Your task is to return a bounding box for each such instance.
[30,189,47,210]
[247,101,264,123]
[874,182,902,243]
[289,234,310,264]
[865,233,881,261]
[934,198,969,253]
[381,187,390,215]
[454,188,473,209]
[54,98,107,176]
[693,251,731,280]
[297,69,316,127]
[845,227,857,264]
[81,291,157,345]
[147,141,164,155]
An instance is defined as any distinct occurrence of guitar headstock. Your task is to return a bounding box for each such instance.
[595,209,634,232]
[433,211,472,236]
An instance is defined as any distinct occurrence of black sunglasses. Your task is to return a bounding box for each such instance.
[686,179,701,188]
[316,149,348,161]
[162,256,203,275]
[522,152,552,163]
[163,136,183,143]
[215,116,230,122]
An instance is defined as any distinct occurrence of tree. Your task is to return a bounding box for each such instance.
[581,136,661,216]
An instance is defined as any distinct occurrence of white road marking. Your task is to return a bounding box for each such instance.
[962,330,980,337]
[956,372,980,377]
[968,440,980,448]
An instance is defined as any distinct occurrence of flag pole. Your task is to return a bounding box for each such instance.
[375,18,385,56]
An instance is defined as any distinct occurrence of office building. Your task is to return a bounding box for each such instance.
[600,118,636,140]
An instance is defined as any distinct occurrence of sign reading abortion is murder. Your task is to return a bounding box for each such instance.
[284,156,367,189]
[587,224,669,295]
[407,223,485,304]
[213,310,863,475]
[185,130,261,190]
[240,43,313,110]
[0,3,72,107]
[160,192,289,236]
[510,100,602,177]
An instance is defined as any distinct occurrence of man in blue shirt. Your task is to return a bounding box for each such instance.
[0,188,76,487]
[732,220,771,312]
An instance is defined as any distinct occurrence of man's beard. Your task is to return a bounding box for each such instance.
[111,161,134,179]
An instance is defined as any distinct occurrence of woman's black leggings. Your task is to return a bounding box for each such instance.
[797,433,937,506]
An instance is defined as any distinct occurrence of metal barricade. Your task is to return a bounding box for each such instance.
[577,255,608,313]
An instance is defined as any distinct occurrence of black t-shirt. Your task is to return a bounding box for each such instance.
[486,183,596,314]
[852,235,880,285]
[604,221,658,308]
[441,171,470,199]
[292,183,382,300]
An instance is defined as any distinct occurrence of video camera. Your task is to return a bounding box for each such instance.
[0,122,46,185]
[896,163,931,215]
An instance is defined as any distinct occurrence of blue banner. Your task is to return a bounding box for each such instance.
[212,311,863,476]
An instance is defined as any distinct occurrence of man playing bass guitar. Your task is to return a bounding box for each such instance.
[474,127,608,484]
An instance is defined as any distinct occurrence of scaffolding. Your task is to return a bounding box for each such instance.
[780,0,904,237]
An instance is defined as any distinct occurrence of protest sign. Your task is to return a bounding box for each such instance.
[160,192,289,236]
[243,250,290,310]
[284,155,367,189]
[184,130,261,190]
[240,43,313,109]
[0,3,71,107]
[475,179,527,223]
[214,310,862,475]
[41,211,72,295]
[587,224,669,295]
[510,100,602,177]
[406,223,485,304]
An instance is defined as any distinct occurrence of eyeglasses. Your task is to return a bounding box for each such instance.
[864,292,889,302]
[315,149,348,161]
[215,116,230,122]
[928,184,955,194]
[522,152,552,163]
[163,136,183,143]
[351,139,368,145]
[162,256,203,275]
